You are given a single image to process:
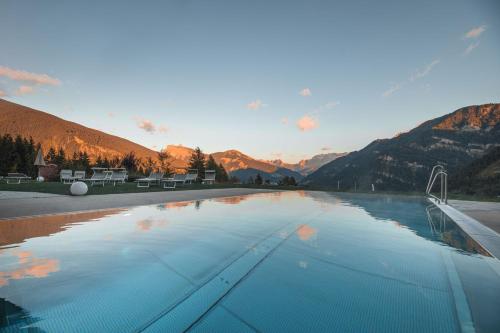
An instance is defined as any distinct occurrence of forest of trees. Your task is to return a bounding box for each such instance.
[0,134,38,177]
[0,135,233,183]
[188,147,229,183]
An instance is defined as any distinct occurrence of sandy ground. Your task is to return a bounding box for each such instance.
[0,188,282,219]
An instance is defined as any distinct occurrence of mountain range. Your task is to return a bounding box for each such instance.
[0,99,337,178]
[304,103,500,191]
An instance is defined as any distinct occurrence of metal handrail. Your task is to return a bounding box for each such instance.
[426,165,448,204]
[426,164,444,194]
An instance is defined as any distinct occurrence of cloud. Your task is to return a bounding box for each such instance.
[297,115,318,131]
[16,85,34,95]
[136,119,156,133]
[0,66,61,86]
[299,88,312,97]
[382,83,402,97]
[410,59,440,81]
[247,99,263,110]
[321,147,332,151]
[383,59,440,97]
[464,41,480,55]
[158,125,168,133]
[464,25,486,39]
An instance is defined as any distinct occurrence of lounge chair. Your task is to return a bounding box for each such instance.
[87,168,109,187]
[60,169,75,184]
[74,171,86,181]
[185,169,198,184]
[161,178,176,190]
[5,173,31,184]
[136,171,164,188]
[170,173,187,186]
[108,168,127,186]
[202,170,216,184]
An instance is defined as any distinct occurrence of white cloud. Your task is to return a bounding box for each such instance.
[158,125,168,133]
[299,88,312,97]
[464,41,480,55]
[383,59,440,97]
[247,99,263,110]
[0,66,60,86]
[410,59,440,81]
[136,118,168,134]
[382,83,402,97]
[322,101,339,110]
[464,25,486,39]
[16,85,34,95]
[136,119,156,133]
[297,115,318,131]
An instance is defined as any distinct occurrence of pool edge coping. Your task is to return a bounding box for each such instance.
[428,197,500,259]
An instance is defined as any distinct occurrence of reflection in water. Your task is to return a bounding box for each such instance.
[0,298,45,332]
[296,224,317,241]
[319,192,490,256]
[0,249,59,287]
[0,209,124,247]
[158,201,194,210]
[426,205,490,256]
[136,218,169,232]
[212,196,248,205]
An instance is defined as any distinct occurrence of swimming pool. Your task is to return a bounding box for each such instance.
[1,191,499,332]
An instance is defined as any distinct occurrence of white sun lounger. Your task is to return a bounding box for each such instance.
[185,169,198,184]
[170,173,187,185]
[136,172,164,188]
[161,178,177,190]
[87,168,110,187]
[202,170,216,184]
[60,169,75,184]
[5,173,31,184]
[108,168,128,186]
[74,170,86,181]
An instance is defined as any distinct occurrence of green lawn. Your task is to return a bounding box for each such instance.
[1,181,498,202]
[0,181,302,195]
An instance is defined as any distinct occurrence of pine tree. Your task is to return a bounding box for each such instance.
[188,147,206,182]
[255,173,263,185]
[122,152,139,172]
[54,148,66,167]
[158,149,172,176]
[145,157,156,174]
[217,163,229,182]
[206,155,217,170]
[46,147,57,163]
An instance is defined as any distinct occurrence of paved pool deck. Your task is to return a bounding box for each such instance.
[449,200,500,234]
[0,189,282,220]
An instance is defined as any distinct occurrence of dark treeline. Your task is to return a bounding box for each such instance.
[1,135,232,183]
[0,134,38,177]
[188,147,230,183]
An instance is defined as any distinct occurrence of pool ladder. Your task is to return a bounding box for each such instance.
[426,165,448,204]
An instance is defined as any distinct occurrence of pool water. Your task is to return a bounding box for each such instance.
[1,191,499,332]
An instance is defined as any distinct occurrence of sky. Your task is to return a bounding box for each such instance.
[0,0,499,163]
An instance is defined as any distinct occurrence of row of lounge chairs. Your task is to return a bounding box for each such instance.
[136,169,216,188]
[60,168,128,187]
[2,168,217,189]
